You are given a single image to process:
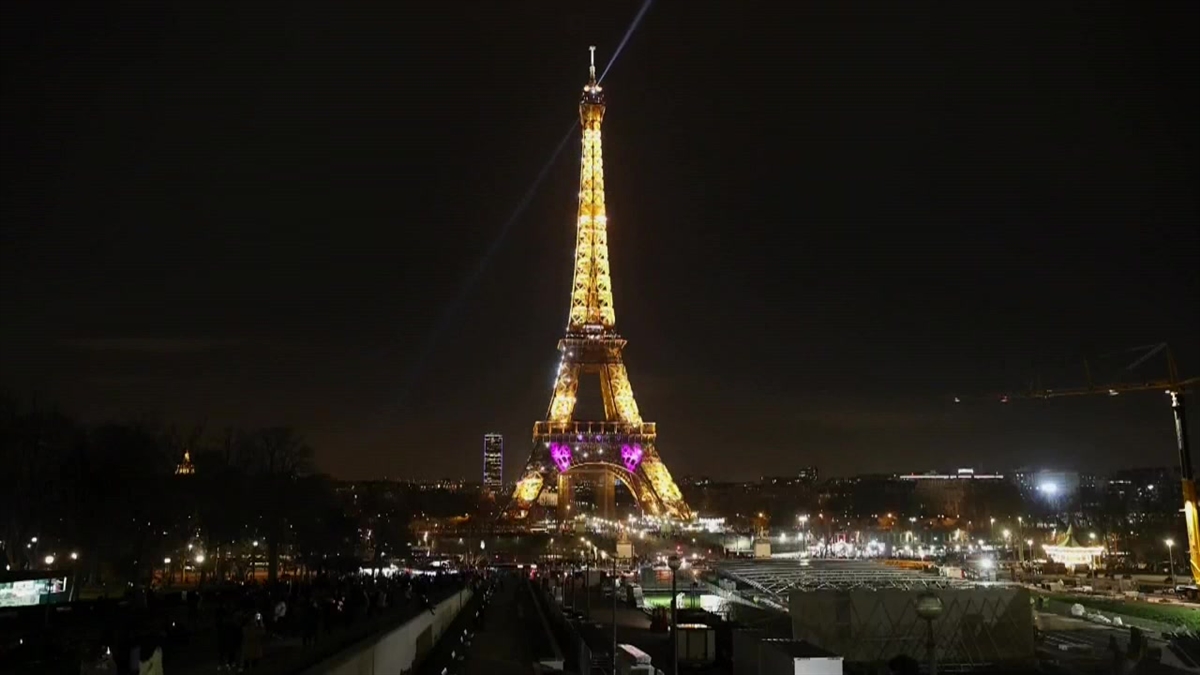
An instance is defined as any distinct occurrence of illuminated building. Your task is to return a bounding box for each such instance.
[1013,468,1080,501]
[899,468,1004,516]
[482,434,503,492]
[511,47,691,521]
[175,450,195,476]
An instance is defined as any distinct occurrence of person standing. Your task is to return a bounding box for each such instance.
[242,613,265,670]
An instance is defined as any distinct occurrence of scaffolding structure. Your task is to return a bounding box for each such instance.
[716,559,967,605]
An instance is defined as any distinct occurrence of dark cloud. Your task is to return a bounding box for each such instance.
[60,338,244,354]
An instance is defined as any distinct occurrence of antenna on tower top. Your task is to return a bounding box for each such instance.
[588,45,596,82]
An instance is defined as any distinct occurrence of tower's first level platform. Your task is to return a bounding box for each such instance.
[532,420,656,444]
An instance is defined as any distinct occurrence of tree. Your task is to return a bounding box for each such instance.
[291,475,358,577]
[70,420,174,584]
[240,427,313,583]
[0,396,81,569]
[358,482,412,574]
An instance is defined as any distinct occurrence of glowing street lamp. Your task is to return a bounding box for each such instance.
[915,591,945,675]
[195,553,206,564]
[667,555,683,675]
[44,555,55,566]
[1166,539,1177,586]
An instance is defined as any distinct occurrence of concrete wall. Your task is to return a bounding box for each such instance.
[307,588,474,675]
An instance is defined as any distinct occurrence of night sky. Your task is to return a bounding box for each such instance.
[3,1,1197,481]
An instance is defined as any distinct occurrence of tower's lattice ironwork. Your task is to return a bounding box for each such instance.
[511,48,691,521]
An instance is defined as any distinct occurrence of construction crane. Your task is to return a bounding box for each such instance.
[962,343,1199,581]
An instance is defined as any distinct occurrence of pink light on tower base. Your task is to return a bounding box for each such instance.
[551,443,573,472]
[621,444,643,472]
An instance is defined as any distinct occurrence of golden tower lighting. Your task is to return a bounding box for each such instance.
[512,47,691,521]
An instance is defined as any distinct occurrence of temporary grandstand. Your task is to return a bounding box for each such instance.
[716,559,964,608]
[716,558,1036,670]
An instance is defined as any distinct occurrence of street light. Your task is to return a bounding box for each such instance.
[44,555,55,566]
[915,590,945,675]
[1166,539,1177,586]
[667,555,683,675]
[608,550,618,675]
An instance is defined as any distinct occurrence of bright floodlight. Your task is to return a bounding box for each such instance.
[1167,539,1176,547]
[1039,482,1058,495]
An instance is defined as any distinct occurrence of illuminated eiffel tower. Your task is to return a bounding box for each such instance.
[511,48,691,522]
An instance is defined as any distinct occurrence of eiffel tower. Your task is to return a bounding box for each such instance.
[511,48,691,522]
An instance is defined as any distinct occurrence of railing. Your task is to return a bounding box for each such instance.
[530,580,594,674]
[533,421,656,438]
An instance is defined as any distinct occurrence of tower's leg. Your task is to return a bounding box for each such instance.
[558,472,574,524]
[548,363,581,423]
[600,362,643,425]
[637,444,691,520]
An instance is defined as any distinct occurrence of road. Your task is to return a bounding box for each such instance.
[460,579,543,675]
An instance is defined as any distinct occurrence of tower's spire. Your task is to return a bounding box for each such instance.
[589,45,596,83]
[569,45,612,332]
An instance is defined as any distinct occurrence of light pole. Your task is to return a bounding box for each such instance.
[1166,539,1177,586]
[1017,517,1024,563]
[667,555,682,675]
[585,548,592,620]
[915,590,944,675]
[567,570,574,611]
[608,551,617,675]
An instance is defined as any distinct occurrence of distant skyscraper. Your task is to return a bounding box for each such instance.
[483,434,503,491]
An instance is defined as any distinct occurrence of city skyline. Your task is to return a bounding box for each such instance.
[2,2,1197,481]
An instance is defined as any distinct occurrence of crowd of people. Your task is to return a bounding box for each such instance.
[74,570,471,675]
